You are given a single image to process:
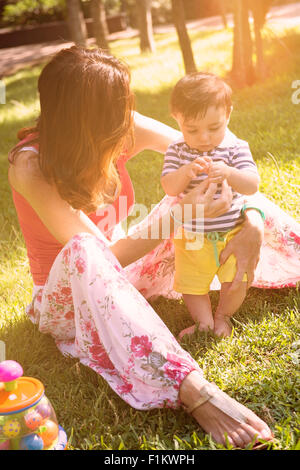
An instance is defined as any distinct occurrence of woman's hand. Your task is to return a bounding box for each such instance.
[178,179,233,219]
[219,210,264,292]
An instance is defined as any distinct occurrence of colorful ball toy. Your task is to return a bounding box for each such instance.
[3,419,21,438]
[24,410,43,430]
[20,434,44,451]
[38,419,59,448]
[0,360,67,450]
[35,399,51,419]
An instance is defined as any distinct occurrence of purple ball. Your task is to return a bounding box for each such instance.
[35,402,51,419]
[19,434,44,451]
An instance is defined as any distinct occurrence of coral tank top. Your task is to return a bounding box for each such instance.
[10,138,135,286]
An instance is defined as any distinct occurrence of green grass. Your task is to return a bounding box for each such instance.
[0,23,300,450]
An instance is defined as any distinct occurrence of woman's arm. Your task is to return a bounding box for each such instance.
[9,152,233,268]
[111,180,233,267]
[128,112,181,156]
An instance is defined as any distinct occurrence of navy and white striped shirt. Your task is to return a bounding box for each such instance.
[162,128,259,233]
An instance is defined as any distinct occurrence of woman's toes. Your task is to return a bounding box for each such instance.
[191,399,273,448]
[228,431,246,448]
[244,413,273,441]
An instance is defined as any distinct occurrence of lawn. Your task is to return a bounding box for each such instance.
[0,22,299,450]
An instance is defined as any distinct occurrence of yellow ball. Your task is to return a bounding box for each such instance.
[3,419,21,438]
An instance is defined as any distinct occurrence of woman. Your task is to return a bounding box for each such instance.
[8,46,274,448]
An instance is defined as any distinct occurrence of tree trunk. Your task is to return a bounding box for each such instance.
[232,0,255,86]
[90,0,110,50]
[136,0,155,53]
[253,9,266,80]
[0,0,6,22]
[171,0,197,74]
[66,0,87,47]
[250,0,271,80]
[218,0,228,29]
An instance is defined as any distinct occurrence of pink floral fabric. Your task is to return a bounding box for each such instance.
[27,231,201,410]
[26,192,300,410]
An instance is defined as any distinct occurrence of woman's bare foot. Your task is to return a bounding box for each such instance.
[214,314,233,337]
[179,371,273,448]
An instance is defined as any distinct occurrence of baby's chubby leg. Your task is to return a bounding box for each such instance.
[179,293,214,340]
[214,282,247,337]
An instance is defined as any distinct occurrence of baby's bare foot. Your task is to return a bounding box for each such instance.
[214,315,233,337]
[178,321,213,341]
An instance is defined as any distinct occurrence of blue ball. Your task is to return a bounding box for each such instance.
[19,434,44,450]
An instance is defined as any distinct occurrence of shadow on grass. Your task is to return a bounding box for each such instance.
[150,286,300,350]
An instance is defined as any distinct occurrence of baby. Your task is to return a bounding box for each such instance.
[161,72,260,338]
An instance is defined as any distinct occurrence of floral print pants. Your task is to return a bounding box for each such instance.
[27,232,201,410]
[26,192,300,410]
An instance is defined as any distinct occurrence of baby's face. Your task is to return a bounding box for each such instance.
[175,105,230,153]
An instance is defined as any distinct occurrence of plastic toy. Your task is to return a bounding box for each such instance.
[38,419,59,448]
[24,410,43,430]
[0,440,10,450]
[0,360,23,391]
[3,419,21,438]
[0,360,67,450]
[35,399,51,419]
[19,434,44,451]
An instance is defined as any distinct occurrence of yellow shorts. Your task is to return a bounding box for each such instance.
[173,225,247,295]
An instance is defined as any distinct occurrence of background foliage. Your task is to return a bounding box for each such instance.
[2,0,298,28]
[0,14,299,449]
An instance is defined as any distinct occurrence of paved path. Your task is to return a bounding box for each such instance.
[1,2,300,77]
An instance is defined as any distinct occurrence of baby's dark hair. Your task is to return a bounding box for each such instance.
[170,72,232,119]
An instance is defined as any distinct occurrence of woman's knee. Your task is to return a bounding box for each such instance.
[62,232,122,275]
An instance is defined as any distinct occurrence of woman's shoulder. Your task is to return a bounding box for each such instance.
[8,149,44,196]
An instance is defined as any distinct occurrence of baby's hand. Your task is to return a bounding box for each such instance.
[185,157,211,179]
[208,161,230,184]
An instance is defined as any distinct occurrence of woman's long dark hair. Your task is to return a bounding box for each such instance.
[9,46,135,214]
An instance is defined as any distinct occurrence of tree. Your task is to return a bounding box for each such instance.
[0,0,7,22]
[171,0,197,74]
[90,0,110,50]
[231,0,274,86]
[231,0,254,86]
[66,0,88,47]
[217,0,228,29]
[136,0,155,53]
[250,0,273,80]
